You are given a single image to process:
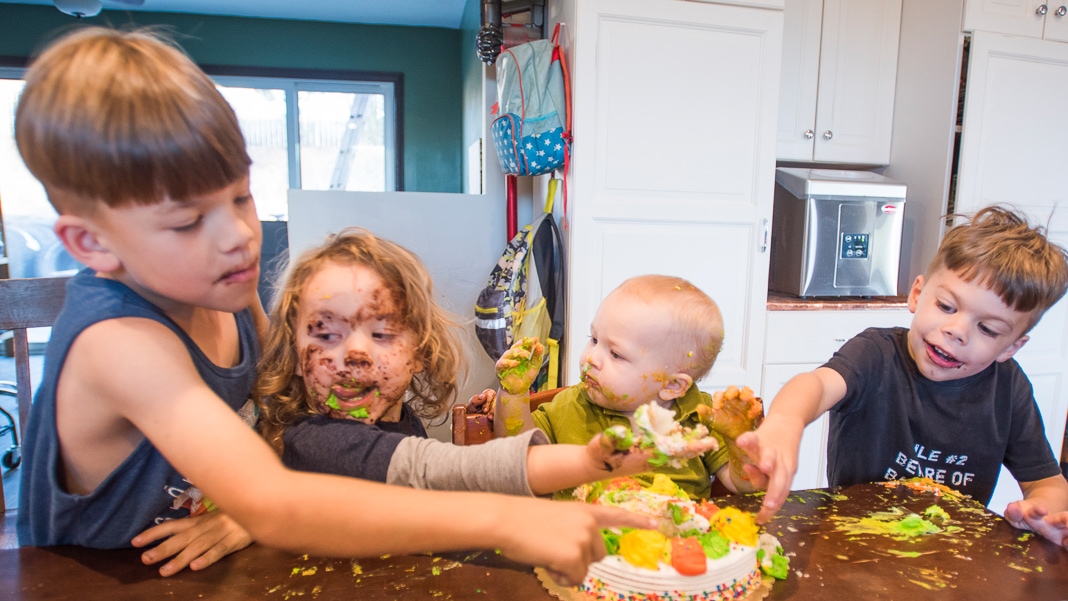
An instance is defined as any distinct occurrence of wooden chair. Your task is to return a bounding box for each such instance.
[0,277,69,512]
[451,386,565,445]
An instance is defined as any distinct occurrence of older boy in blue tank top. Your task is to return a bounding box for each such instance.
[15,27,658,587]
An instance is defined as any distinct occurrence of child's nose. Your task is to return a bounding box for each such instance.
[344,349,373,370]
[217,210,258,253]
[342,334,374,369]
[943,315,968,344]
[582,347,601,370]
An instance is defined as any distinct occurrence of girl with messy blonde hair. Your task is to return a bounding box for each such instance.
[255,227,676,496]
[257,227,462,454]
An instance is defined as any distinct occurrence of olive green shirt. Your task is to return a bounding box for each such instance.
[531,384,729,500]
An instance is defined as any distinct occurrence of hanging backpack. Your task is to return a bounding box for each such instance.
[475,180,566,392]
[490,24,571,177]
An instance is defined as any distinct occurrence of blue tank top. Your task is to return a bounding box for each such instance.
[17,269,260,548]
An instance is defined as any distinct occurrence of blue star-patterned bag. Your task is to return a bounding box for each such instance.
[490,27,570,177]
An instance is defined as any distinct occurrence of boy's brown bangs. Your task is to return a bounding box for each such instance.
[15,27,251,207]
[26,95,251,207]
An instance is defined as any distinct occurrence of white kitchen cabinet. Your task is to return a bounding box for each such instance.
[762,307,911,490]
[776,0,902,163]
[549,0,783,390]
[953,29,1068,514]
[963,0,1068,42]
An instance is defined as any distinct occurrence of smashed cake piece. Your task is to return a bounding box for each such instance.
[632,401,717,469]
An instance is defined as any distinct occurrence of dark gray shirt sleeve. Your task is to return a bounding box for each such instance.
[387,429,550,495]
[282,415,406,482]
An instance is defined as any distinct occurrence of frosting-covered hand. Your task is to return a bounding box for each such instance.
[697,386,765,491]
[696,385,763,439]
[496,337,545,395]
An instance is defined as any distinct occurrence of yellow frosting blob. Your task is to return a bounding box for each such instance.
[619,529,669,570]
[709,507,758,546]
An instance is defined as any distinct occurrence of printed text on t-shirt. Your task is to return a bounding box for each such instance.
[884,444,974,487]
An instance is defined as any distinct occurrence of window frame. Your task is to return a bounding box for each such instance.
[202,65,404,193]
[0,60,405,196]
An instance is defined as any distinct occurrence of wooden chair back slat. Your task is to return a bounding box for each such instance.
[0,276,70,513]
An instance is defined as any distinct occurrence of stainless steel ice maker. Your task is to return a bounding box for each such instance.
[769,168,906,297]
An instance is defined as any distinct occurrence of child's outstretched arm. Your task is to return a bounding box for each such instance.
[493,337,544,438]
[65,319,655,584]
[1004,475,1068,547]
[734,367,846,522]
[525,430,721,496]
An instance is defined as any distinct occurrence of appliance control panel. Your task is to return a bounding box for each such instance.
[841,233,869,259]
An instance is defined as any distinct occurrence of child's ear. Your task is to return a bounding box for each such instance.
[658,372,694,401]
[54,215,121,273]
[907,275,925,313]
[996,335,1029,363]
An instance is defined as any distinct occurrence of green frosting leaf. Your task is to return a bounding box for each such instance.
[695,530,730,559]
[762,552,790,580]
[601,529,623,555]
[668,503,688,525]
[349,407,370,419]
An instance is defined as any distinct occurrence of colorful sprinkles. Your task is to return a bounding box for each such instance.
[579,569,762,601]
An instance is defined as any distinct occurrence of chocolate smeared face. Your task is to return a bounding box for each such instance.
[295,261,424,424]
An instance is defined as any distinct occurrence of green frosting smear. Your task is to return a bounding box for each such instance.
[325,392,340,410]
[325,392,370,419]
[604,425,635,451]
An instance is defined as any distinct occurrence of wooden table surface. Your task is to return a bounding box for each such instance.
[2,482,1065,600]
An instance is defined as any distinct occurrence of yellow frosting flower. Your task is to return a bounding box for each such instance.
[619,529,669,570]
[709,507,758,546]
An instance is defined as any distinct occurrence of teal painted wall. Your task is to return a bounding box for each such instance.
[0,4,463,193]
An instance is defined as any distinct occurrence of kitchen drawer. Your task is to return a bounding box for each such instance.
[765,308,911,364]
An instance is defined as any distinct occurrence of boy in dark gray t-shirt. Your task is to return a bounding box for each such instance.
[740,206,1068,549]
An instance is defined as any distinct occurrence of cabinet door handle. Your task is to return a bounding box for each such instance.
[1037,4,1048,15]
[760,218,769,254]
[803,129,814,140]
[1056,5,1067,17]
[822,130,833,140]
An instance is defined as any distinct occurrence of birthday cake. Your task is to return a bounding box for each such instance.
[574,476,787,601]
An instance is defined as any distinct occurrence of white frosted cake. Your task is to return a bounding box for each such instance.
[574,476,786,601]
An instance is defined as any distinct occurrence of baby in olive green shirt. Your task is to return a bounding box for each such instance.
[479,274,765,500]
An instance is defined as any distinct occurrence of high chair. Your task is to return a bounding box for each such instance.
[451,386,565,445]
[0,276,69,513]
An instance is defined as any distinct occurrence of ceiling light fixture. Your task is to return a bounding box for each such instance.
[54,0,102,18]
[53,0,146,19]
